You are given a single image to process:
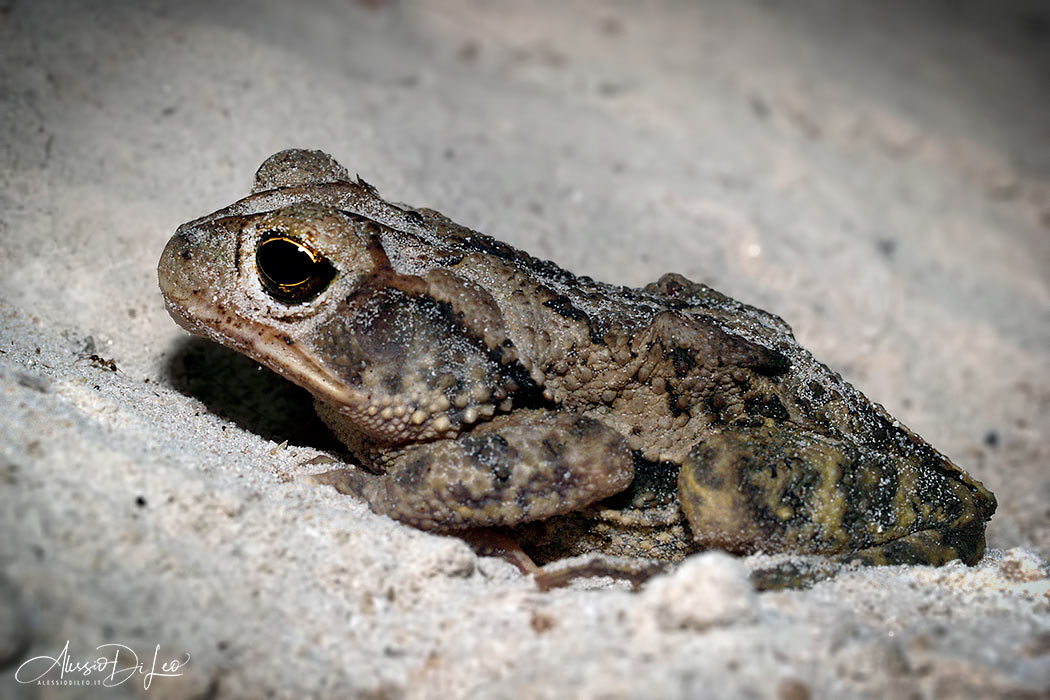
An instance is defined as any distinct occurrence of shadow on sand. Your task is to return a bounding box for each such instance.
[161,336,344,454]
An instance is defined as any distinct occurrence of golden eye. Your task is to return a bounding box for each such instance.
[256,235,336,304]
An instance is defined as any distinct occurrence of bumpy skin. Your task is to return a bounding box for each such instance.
[159,149,996,573]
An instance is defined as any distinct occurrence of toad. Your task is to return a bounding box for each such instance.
[158,149,995,587]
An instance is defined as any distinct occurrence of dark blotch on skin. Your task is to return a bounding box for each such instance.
[669,346,695,378]
[543,294,604,343]
[744,394,789,420]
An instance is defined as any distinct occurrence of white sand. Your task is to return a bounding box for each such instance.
[2,1,1048,698]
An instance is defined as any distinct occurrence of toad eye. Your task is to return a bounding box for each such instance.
[255,234,336,304]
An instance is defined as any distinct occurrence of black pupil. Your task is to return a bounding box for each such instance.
[256,236,336,303]
[259,238,315,285]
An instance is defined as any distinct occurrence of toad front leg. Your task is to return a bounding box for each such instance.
[678,423,992,569]
[315,410,635,531]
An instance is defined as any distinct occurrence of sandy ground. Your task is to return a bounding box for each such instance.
[2,1,1049,698]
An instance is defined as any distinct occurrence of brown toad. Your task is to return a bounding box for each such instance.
[158,149,995,585]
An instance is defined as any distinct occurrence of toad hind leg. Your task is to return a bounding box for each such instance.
[748,522,990,591]
[678,424,989,567]
[314,410,635,532]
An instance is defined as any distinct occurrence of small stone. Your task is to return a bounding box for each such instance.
[635,551,757,632]
[777,678,811,700]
